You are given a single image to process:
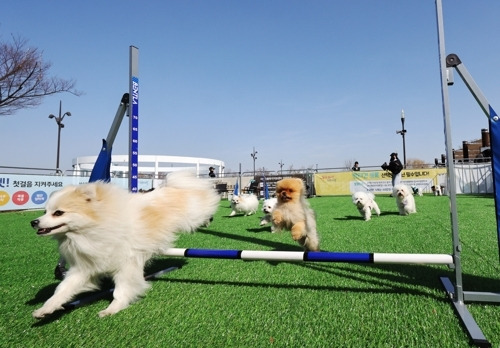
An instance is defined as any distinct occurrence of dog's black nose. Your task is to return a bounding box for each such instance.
[30,219,39,228]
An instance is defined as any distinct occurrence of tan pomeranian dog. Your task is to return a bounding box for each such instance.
[271,178,320,251]
[30,171,220,318]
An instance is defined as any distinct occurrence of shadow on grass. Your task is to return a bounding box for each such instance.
[198,228,304,251]
[28,258,187,326]
[160,262,450,301]
[246,226,273,233]
[179,229,500,303]
[334,215,364,221]
[162,260,500,304]
[378,211,401,216]
[334,212,400,221]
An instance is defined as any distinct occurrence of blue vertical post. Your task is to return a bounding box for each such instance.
[129,46,139,192]
[488,109,500,259]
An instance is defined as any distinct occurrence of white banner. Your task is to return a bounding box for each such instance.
[0,174,154,211]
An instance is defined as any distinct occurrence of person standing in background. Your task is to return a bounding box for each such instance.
[382,152,403,188]
[209,167,216,178]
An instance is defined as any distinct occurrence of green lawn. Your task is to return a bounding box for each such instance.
[1,194,499,347]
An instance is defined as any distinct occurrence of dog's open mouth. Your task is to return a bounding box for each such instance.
[280,194,291,202]
[37,224,65,235]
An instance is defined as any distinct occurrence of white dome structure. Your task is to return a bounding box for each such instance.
[72,154,225,178]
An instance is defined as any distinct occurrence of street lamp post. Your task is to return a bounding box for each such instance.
[49,100,71,173]
[279,160,284,176]
[396,109,407,169]
[250,147,258,177]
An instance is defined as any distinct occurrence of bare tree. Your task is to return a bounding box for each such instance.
[406,158,430,169]
[0,35,82,116]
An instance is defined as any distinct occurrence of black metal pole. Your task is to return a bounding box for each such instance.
[56,122,61,171]
[397,109,407,169]
[49,100,71,174]
[251,147,257,177]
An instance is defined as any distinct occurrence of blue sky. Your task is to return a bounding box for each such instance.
[1,1,499,173]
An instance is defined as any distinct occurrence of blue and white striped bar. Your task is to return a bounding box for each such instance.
[163,248,453,265]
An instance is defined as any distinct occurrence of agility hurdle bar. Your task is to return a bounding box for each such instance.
[163,248,453,265]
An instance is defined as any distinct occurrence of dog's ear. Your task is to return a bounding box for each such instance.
[297,179,306,196]
[75,183,99,202]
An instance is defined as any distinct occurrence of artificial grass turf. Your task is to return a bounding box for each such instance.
[1,194,499,347]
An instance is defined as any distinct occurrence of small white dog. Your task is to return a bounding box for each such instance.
[260,197,277,227]
[352,191,381,221]
[393,184,417,215]
[230,194,259,216]
[30,172,220,318]
[432,185,442,196]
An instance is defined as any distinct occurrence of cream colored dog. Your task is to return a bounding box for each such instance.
[30,172,220,318]
[352,191,380,221]
[260,197,277,227]
[229,194,259,216]
[393,184,417,215]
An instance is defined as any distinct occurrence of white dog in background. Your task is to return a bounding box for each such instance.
[30,171,220,318]
[432,185,442,196]
[352,191,381,221]
[230,194,259,216]
[393,184,417,215]
[260,197,277,227]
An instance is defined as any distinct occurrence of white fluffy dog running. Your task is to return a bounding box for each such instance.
[393,184,417,215]
[259,197,277,227]
[229,194,259,216]
[352,191,381,221]
[30,172,220,318]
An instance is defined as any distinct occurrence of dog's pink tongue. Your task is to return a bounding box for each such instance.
[36,224,65,235]
[37,228,51,235]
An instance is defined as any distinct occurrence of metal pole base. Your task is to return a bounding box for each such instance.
[440,277,491,347]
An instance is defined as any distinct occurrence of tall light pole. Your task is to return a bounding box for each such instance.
[49,100,71,173]
[250,147,258,177]
[279,160,284,176]
[396,109,407,169]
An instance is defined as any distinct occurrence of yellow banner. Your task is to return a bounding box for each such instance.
[314,168,447,195]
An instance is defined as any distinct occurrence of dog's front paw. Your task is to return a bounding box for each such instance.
[98,299,130,317]
[291,230,305,240]
[32,308,47,319]
[98,309,114,318]
[32,305,60,319]
[272,211,283,225]
[290,222,306,241]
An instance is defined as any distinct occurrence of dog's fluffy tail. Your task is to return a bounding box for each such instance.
[162,171,220,228]
[163,171,211,190]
